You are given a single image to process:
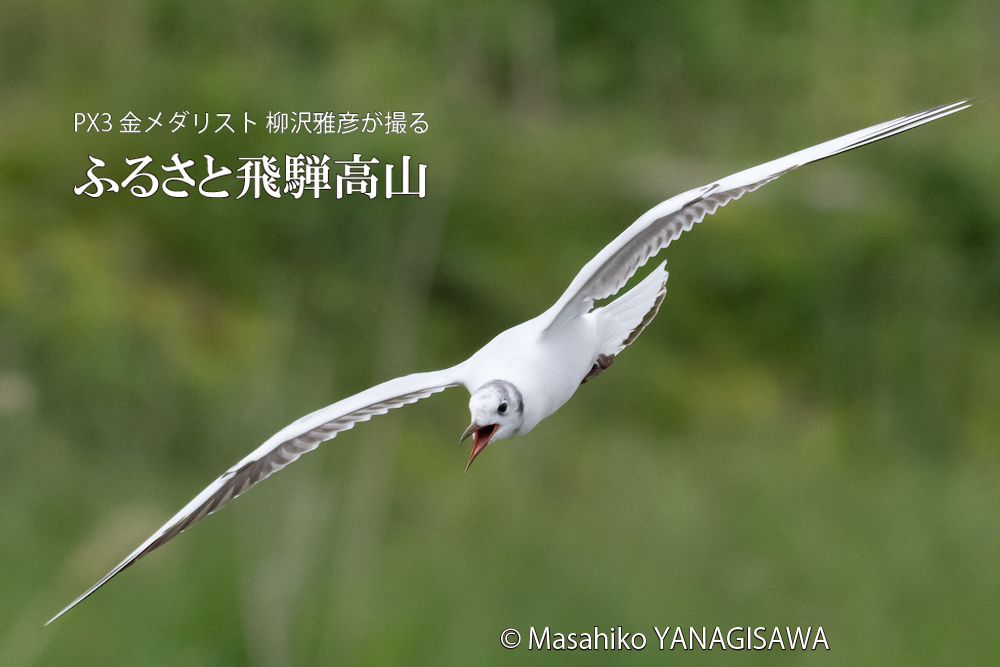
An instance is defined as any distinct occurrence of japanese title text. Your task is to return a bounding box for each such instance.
[74,154,427,200]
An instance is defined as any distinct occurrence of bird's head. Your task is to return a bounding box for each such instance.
[462,380,523,470]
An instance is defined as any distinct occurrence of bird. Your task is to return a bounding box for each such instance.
[47,100,970,625]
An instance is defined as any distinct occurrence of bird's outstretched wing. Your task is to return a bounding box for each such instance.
[47,366,465,625]
[539,100,971,332]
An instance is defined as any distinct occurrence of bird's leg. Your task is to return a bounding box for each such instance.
[581,353,614,384]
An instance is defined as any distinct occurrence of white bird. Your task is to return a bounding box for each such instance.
[47,100,969,625]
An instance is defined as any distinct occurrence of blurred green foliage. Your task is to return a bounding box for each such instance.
[1,0,998,665]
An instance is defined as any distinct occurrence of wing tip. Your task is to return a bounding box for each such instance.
[45,559,131,626]
[45,590,91,627]
[45,609,68,627]
[919,98,973,122]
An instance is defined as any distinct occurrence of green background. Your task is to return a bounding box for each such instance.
[1,1,998,665]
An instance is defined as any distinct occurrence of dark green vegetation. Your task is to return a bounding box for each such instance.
[1,1,998,664]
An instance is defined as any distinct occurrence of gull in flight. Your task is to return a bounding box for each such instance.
[48,100,969,625]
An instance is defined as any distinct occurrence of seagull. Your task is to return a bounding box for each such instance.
[47,100,969,625]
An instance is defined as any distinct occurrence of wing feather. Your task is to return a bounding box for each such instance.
[47,366,464,625]
[540,100,971,331]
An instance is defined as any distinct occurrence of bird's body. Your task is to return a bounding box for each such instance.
[464,313,598,431]
[47,100,970,625]
[462,255,672,436]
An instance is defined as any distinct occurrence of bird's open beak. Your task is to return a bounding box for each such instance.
[461,422,498,471]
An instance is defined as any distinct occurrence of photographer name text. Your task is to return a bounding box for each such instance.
[500,625,829,651]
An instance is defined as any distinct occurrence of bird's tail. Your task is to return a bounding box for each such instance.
[593,261,669,357]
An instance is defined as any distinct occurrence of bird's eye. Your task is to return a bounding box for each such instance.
[498,402,507,414]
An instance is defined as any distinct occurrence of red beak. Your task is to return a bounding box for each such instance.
[461,422,497,471]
